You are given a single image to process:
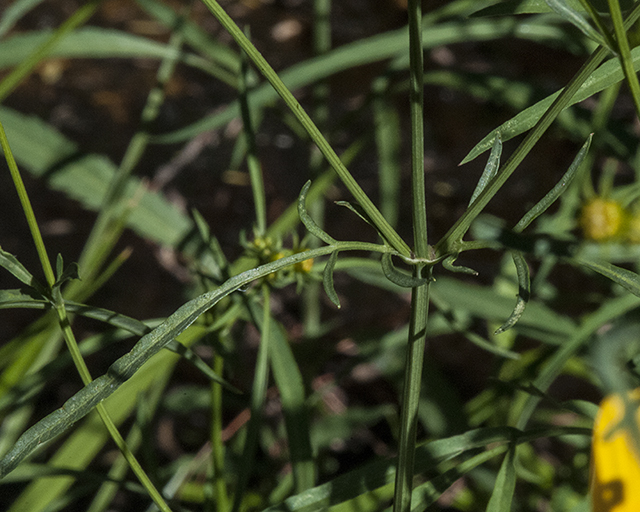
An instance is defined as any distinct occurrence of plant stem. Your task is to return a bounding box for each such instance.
[608,0,640,118]
[239,27,267,235]
[304,0,332,338]
[394,0,430,510]
[436,2,640,256]
[199,0,411,257]
[1,116,172,511]
[0,120,55,286]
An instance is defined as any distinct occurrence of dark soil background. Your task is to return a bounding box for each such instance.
[0,0,608,510]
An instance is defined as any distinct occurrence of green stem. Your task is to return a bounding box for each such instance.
[239,27,267,235]
[435,1,640,256]
[0,119,54,286]
[199,0,411,257]
[210,342,230,512]
[1,115,172,511]
[394,0,429,510]
[303,0,332,338]
[232,285,272,512]
[608,0,640,118]
[77,17,186,284]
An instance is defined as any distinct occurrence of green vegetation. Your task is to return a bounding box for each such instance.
[2,0,640,510]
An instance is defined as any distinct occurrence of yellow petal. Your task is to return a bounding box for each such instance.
[590,389,640,511]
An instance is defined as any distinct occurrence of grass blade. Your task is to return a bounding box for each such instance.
[486,444,517,512]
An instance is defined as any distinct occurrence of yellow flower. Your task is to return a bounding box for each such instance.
[293,249,313,274]
[580,198,626,242]
[590,389,640,511]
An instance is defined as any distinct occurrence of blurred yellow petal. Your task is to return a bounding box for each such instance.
[590,389,640,511]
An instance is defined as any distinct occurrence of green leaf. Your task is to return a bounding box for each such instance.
[545,0,608,48]
[0,288,46,308]
[514,134,592,232]
[268,316,316,491]
[461,46,640,165]
[494,252,531,335]
[53,256,79,288]
[574,256,640,297]
[0,106,193,247]
[442,254,479,276]
[469,132,502,206]
[486,444,517,512]
[0,246,35,286]
[297,181,336,245]
[0,246,340,478]
[335,200,375,228]
[0,27,215,75]
[381,253,430,288]
[323,250,341,308]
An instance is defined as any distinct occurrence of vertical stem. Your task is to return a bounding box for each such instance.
[408,6,427,256]
[209,347,230,512]
[608,0,640,118]
[200,0,411,257]
[1,117,172,512]
[239,27,267,236]
[0,120,54,286]
[394,0,429,510]
[304,0,332,338]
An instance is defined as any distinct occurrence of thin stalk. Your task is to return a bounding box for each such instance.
[76,16,187,285]
[393,0,429,510]
[209,348,230,512]
[303,0,332,338]
[607,0,640,117]
[0,0,102,103]
[373,76,401,228]
[577,0,617,50]
[232,285,272,512]
[435,0,640,257]
[87,369,170,512]
[55,316,172,512]
[0,119,54,286]
[238,27,267,235]
[199,0,411,257]
[1,118,172,511]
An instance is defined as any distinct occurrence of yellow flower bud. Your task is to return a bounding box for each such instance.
[580,198,626,241]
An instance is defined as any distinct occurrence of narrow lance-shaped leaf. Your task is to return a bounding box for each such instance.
[486,444,517,512]
[0,246,37,287]
[298,180,336,245]
[495,251,531,335]
[381,252,431,288]
[460,45,640,165]
[545,0,609,49]
[574,257,640,298]
[323,250,341,308]
[514,133,592,233]
[442,254,479,276]
[0,246,338,478]
[469,132,502,207]
[335,200,374,228]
